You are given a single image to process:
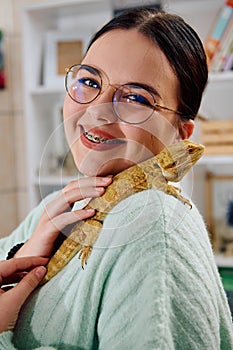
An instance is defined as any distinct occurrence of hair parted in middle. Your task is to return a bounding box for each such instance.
[86,8,208,121]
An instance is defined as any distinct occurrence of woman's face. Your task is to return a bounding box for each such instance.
[63,29,193,176]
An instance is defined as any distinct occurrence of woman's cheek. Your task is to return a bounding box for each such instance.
[122,124,162,156]
[138,113,179,146]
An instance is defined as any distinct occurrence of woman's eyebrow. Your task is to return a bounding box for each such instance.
[81,65,100,76]
[129,82,161,99]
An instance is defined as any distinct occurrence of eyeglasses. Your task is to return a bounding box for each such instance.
[65,64,183,125]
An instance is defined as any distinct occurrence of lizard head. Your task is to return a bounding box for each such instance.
[155,139,205,182]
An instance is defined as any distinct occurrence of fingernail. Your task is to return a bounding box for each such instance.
[86,209,95,213]
[96,187,104,192]
[35,266,47,280]
[102,177,112,182]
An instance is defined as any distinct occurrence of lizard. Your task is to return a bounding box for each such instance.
[41,139,204,284]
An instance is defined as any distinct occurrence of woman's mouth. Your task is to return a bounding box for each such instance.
[81,126,125,146]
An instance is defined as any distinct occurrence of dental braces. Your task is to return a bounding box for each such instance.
[84,130,124,144]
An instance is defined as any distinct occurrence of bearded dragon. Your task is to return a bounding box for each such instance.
[41,139,204,284]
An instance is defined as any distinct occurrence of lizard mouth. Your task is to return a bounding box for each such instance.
[81,126,125,145]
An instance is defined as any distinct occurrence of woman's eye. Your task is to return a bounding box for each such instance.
[77,78,100,89]
[124,93,151,106]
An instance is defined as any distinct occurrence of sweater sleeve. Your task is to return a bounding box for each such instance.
[0,332,56,350]
[96,191,233,350]
[0,192,58,260]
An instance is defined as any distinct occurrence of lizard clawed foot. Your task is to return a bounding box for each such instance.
[172,185,181,193]
[78,246,92,269]
[166,184,192,209]
[180,196,192,209]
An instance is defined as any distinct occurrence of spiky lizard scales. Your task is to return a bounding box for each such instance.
[41,139,204,284]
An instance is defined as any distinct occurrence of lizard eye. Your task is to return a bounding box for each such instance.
[187,146,194,154]
[172,160,178,166]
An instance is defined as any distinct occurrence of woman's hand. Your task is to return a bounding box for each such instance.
[15,176,112,258]
[0,256,48,333]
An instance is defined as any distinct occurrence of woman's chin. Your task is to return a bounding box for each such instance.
[77,158,136,177]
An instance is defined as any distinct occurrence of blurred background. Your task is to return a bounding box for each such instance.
[0,0,52,237]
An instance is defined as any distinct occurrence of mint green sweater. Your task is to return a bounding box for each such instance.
[0,189,232,349]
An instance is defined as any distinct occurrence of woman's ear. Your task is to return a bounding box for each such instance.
[179,119,194,139]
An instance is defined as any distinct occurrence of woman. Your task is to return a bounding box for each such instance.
[0,8,232,349]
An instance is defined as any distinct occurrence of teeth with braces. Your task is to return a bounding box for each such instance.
[82,126,124,145]
[84,131,108,144]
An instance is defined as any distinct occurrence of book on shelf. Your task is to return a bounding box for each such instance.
[210,14,233,71]
[205,0,233,72]
[223,44,233,70]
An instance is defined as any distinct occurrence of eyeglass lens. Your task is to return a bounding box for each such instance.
[66,64,156,124]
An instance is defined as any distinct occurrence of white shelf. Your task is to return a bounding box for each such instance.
[22,0,112,209]
[23,0,112,22]
[198,155,233,165]
[30,86,65,96]
[34,175,81,186]
[209,71,233,82]
[215,255,233,268]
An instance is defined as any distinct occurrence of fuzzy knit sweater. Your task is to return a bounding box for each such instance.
[0,189,233,350]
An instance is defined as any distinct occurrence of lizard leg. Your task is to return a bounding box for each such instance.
[171,185,181,193]
[166,184,192,208]
[78,246,93,269]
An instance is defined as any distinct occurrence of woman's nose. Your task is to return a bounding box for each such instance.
[86,86,118,124]
[86,101,118,124]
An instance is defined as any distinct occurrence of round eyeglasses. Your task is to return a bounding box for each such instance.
[65,64,182,125]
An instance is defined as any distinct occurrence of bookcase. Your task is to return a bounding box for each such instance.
[165,0,233,266]
[21,0,113,208]
[21,0,233,265]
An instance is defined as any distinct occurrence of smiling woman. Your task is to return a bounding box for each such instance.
[0,8,233,350]
[63,28,188,176]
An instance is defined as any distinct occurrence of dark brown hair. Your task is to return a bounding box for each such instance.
[87,9,208,120]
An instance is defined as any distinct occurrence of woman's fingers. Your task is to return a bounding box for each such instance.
[0,257,48,280]
[0,264,47,332]
[17,208,97,258]
[6,266,46,304]
[15,176,113,259]
[0,257,48,285]
[61,176,112,207]
[1,272,27,286]
[44,176,112,219]
[48,208,95,235]
[63,176,112,191]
